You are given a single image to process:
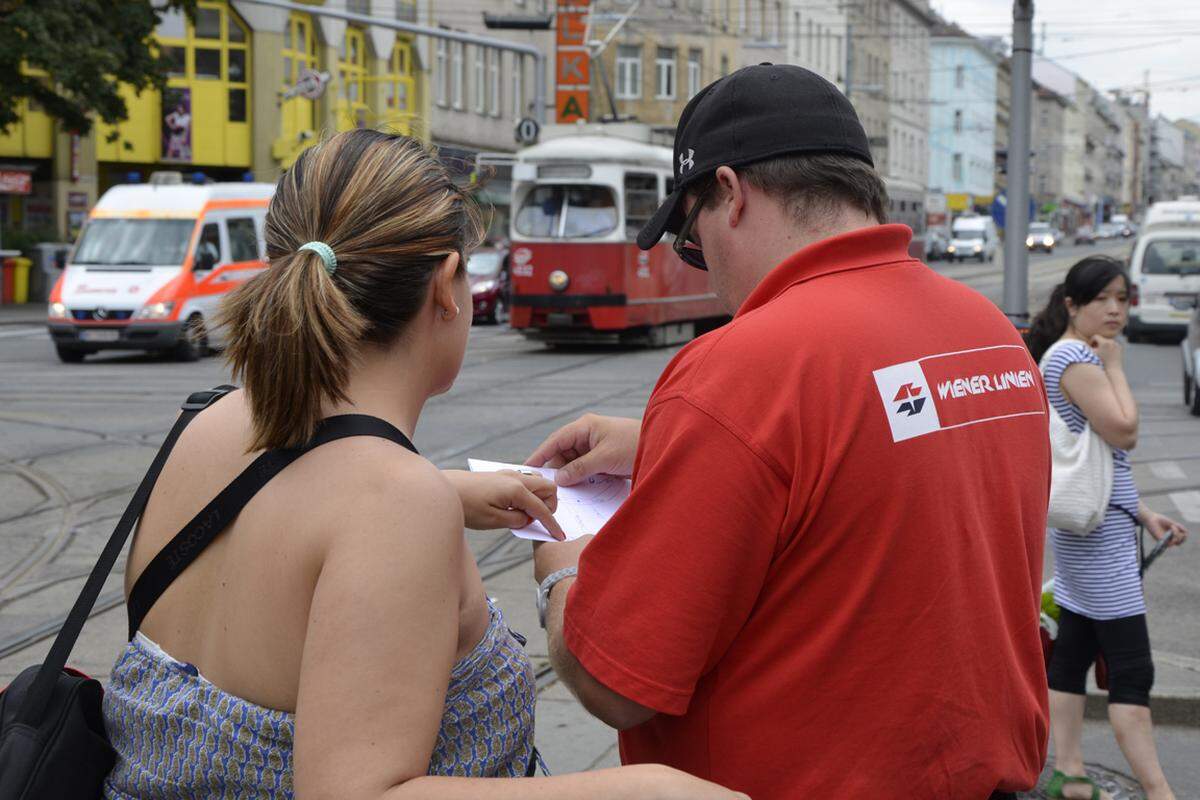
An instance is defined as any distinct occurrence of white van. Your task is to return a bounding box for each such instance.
[1126,199,1200,341]
[47,178,274,362]
[946,215,999,263]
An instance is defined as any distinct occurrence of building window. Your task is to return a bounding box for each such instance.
[793,11,801,58]
[688,49,702,99]
[954,110,963,133]
[955,64,964,89]
[154,0,251,146]
[721,53,729,77]
[655,47,676,100]
[339,27,369,129]
[385,37,416,132]
[436,39,447,107]
[758,0,767,39]
[512,55,524,118]
[740,0,747,30]
[474,46,486,113]
[616,44,642,99]
[451,41,465,110]
[953,153,963,181]
[775,2,782,42]
[489,48,501,117]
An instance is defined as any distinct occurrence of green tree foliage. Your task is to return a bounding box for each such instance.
[0,0,196,136]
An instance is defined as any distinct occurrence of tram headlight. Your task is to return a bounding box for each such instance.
[549,270,570,292]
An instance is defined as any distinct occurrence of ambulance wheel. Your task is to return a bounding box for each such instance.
[174,314,208,362]
[56,345,86,364]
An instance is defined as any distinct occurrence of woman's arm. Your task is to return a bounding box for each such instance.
[1059,337,1139,449]
[293,461,744,800]
[442,469,565,539]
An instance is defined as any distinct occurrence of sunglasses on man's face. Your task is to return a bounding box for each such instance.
[672,180,714,271]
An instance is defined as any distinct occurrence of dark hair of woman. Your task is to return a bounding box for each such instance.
[1025,255,1130,362]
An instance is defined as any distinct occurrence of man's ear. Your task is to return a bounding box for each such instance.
[432,252,462,317]
[715,165,745,227]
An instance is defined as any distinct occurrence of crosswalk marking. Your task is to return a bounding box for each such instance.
[0,327,43,340]
[1150,460,1187,481]
[1168,490,1200,523]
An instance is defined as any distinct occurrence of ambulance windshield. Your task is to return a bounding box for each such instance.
[73,219,194,268]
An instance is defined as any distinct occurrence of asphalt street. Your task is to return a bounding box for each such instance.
[1,238,1197,797]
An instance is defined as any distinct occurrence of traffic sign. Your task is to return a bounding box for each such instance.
[515,117,540,145]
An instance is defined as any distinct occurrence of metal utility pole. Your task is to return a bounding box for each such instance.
[1003,0,1034,329]
[239,0,548,127]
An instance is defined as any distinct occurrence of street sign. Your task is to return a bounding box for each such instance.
[515,117,541,145]
[555,0,591,123]
[991,190,1035,229]
[282,69,331,102]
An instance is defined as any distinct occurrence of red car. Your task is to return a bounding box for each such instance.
[469,248,509,324]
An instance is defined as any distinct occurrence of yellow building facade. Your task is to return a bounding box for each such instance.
[0,0,428,242]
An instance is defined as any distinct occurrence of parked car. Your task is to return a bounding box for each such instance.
[1182,307,1200,415]
[468,247,510,324]
[1026,222,1057,253]
[1074,225,1096,245]
[925,229,949,262]
[1128,199,1200,342]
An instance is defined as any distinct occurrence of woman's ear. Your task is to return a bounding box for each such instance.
[432,252,462,319]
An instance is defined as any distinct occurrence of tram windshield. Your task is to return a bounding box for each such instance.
[515,184,619,239]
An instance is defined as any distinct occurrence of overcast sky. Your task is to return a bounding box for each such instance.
[937,0,1200,121]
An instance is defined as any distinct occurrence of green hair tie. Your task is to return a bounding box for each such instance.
[298,241,337,275]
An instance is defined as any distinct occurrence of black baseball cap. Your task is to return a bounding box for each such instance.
[637,63,874,250]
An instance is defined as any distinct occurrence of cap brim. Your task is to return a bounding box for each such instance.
[636,187,686,250]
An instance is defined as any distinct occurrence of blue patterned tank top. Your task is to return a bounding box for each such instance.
[102,599,538,799]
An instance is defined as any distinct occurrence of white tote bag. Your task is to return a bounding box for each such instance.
[1040,341,1114,534]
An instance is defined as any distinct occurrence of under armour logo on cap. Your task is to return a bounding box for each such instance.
[679,148,695,173]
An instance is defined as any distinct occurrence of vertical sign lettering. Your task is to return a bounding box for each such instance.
[556,2,591,123]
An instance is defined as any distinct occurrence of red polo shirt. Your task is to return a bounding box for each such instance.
[563,224,1049,799]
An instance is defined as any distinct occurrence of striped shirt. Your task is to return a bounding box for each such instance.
[1042,339,1144,620]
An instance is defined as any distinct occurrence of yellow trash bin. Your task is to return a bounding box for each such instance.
[11,257,32,304]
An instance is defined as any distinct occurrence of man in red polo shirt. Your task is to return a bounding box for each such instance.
[528,64,1049,799]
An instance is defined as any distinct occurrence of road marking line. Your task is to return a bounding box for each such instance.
[0,327,43,340]
[1168,490,1200,523]
[1150,461,1187,480]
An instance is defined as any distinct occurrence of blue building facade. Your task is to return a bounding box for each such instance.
[928,33,999,213]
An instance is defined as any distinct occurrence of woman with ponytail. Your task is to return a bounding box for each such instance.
[101,131,745,800]
[1028,256,1187,800]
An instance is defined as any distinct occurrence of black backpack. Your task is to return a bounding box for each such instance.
[0,386,423,798]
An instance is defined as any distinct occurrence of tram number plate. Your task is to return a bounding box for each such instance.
[79,329,120,342]
[547,313,573,327]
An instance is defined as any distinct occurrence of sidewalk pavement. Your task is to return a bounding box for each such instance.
[0,303,45,326]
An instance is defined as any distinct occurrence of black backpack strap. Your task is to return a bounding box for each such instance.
[14,385,236,727]
[126,414,418,638]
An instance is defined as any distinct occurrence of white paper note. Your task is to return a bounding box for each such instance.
[467,458,631,542]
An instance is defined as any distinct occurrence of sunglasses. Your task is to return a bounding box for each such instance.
[672,179,714,271]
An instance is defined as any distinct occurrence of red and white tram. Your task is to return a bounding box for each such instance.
[507,132,728,345]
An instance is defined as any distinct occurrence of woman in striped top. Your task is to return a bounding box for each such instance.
[1027,256,1189,800]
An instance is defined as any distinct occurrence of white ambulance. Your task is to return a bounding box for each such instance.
[47,175,274,363]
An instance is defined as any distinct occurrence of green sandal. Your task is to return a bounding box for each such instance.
[1046,769,1101,800]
